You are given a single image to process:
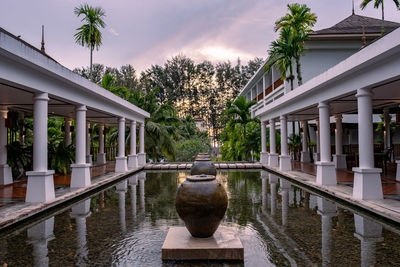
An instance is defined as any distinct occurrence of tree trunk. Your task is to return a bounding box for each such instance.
[90,46,93,81]
[295,56,302,86]
[381,1,385,35]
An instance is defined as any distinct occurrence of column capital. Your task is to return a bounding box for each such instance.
[119,117,126,123]
[75,105,87,112]
[269,118,275,124]
[279,115,287,120]
[140,122,145,127]
[334,114,343,121]
[131,120,137,126]
[356,88,373,98]
[318,101,330,109]
[34,92,49,101]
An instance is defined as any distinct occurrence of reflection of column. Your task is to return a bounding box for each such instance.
[279,179,291,226]
[317,198,337,267]
[116,180,127,233]
[129,175,138,219]
[354,214,383,267]
[269,174,278,216]
[27,217,55,267]
[261,171,268,213]
[139,172,146,212]
[71,199,91,266]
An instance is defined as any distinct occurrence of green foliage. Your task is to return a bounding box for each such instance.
[7,142,32,179]
[175,134,211,162]
[360,0,400,35]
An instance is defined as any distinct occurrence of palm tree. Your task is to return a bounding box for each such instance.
[74,4,106,79]
[275,3,317,86]
[266,27,296,91]
[225,95,258,138]
[360,0,400,35]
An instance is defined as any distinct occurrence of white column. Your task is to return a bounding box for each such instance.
[300,120,311,162]
[384,108,391,149]
[64,118,72,147]
[0,107,12,185]
[279,115,291,171]
[354,214,383,267]
[128,121,138,169]
[268,119,279,167]
[26,93,55,203]
[116,180,127,233]
[260,121,268,166]
[96,124,106,164]
[317,198,337,267]
[27,217,55,267]
[71,199,90,266]
[71,105,91,188]
[333,114,347,169]
[115,117,128,172]
[353,88,383,200]
[316,102,336,185]
[314,119,320,161]
[138,122,146,166]
[86,123,92,164]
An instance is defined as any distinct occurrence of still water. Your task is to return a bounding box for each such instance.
[1,170,400,266]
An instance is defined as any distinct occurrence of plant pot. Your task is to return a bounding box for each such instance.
[175,174,228,237]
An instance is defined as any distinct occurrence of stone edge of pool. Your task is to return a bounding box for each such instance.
[0,167,144,231]
[263,165,400,225]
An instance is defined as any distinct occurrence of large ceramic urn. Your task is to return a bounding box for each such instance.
[175,174,228,238]
[190,153,216,176]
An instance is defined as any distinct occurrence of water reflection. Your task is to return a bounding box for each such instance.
[27,217,55,267]
[1,171,400,266]
[71,199,91,266]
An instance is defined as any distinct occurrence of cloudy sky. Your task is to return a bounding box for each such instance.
[1,0,399,72]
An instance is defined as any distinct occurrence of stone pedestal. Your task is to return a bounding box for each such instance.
[25,170,55,203]
[162,227,243,260]
[115,156,128,173]
[268,153,279,167]
[333,154,347,169]
[71,163,91,188]
[138,153,146,166]
[316,161,336,185]
[128,154,138,169]
[396,160,400,181]
[301,151,311,162]
[313,152,320,162]
[96,153,106,164]
[260,152,268,166]
[86,155,93,165]
[279,155,291,171]
[352,168,383,200]
[0,164,12,185]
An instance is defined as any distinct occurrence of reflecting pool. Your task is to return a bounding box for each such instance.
[1,170,400,266]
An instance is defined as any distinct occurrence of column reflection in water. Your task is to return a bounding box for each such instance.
[116,180,128,233]
[71,199,91,266]
[129,175,138,219]
[138,172,146,213]
[27,217,55,267]
[269,174,278,216]
[279,178,291,226]
[354,214,383,267]
[261,171,268,213]
[317,197,337,267]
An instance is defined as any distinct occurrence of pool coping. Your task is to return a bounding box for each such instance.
[0,166,144,231]
[263,165,400,225]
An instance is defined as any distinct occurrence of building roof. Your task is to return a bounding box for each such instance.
[310,14,400,36]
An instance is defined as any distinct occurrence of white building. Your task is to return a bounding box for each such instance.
[238,14,400,200]
[0,27,149,202]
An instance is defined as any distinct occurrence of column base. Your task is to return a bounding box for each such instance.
[301,151,311,162]
[138,153,146,166]
[86,155,93,165]
[0,164,13,185]
[333,154,347,169]
[396,160,400,181]
[96,153,106,165]
[316,161,336,185]
[25,170,55,203]
[352,167,383,200]
[268,153,279,167]
[313,152,320,162]
[279,155,292,171]
[70,163,91,188]
[128,154,138,169]
[115,156,128,173]
[260,152,268,166]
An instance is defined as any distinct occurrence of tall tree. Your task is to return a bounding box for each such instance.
[274,3,317,86]
[360,0,400,35]
[74,4,106,79]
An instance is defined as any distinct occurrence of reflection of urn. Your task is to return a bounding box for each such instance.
[175,174,228,238]
[191,154,216,176]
